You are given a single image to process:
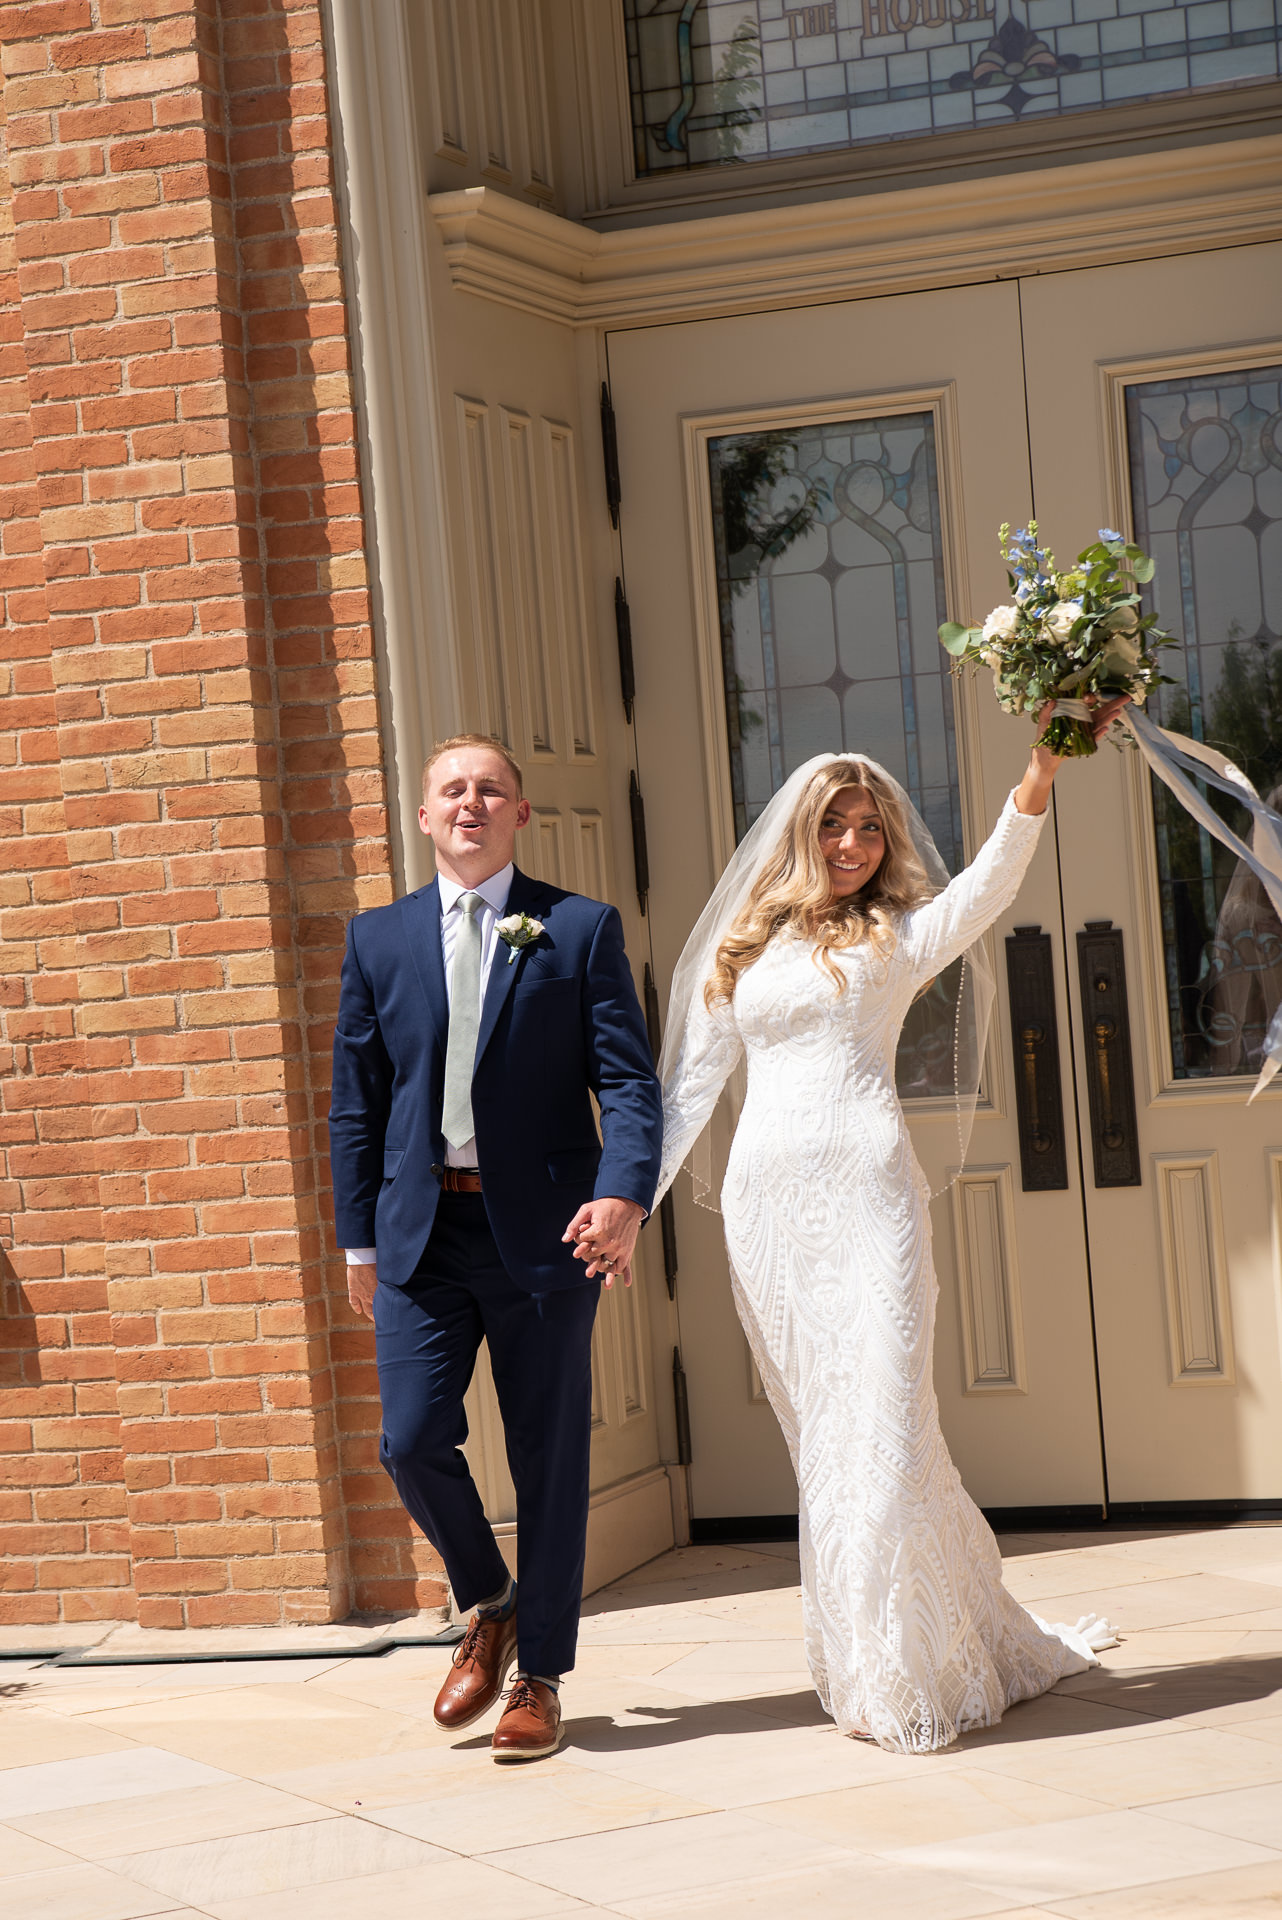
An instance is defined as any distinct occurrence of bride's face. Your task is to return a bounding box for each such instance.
[818,785,885,901]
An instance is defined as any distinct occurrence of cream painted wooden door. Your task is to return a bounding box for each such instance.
[1021,244,1282,1504]
[609,283,1108,1519]
[610,249,1282,1521]
[442,387,672,1578]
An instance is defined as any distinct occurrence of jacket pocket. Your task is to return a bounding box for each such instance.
[546,1148,599,1185]
[383,1148,405,1180]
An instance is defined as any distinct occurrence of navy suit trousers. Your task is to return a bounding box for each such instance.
[373,1193,600,1679]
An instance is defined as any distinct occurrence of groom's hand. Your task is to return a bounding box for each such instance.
[563,1197,644,1288]
[347,1262,378,1319]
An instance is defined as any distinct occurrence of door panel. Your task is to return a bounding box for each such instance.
[610,282,1108,1517]
[1021,244,1282,1502]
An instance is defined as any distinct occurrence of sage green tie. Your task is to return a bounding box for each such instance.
[442,891,484,1150]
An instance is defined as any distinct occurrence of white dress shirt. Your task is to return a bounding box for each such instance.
[344,863,514,1270]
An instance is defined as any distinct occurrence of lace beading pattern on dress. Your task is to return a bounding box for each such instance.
[656,793,1100,1753]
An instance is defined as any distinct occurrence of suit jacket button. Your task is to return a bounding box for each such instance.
[430,1163,443,1179]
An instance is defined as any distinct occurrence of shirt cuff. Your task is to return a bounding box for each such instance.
[344,1247,377,1266]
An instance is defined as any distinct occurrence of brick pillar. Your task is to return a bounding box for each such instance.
[0,68,131,1625]
[0,0,440,1626]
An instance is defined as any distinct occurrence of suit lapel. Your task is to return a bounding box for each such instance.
[475,867,545,1068]
[404,880,449,1058]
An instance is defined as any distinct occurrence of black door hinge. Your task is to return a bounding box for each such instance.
[643,961,661,1064]
[614,577,635,724]
[672,1346,692,1465]
[658,1193,678,1302]
[600,382,620,529]
[629,770,649,915]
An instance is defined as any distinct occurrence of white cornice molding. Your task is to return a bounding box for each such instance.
[430,134,1282,329]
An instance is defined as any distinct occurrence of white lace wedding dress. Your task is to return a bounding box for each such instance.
[657,793,1109,1754]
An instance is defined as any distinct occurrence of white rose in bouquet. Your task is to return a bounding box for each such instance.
[982,605,1020,644]
[1043,599,1083,643]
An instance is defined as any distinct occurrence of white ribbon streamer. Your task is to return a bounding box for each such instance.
[1121,706,1282,1101]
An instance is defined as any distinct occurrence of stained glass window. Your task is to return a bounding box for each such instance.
[1126,365,1282,1079]
[707,412,964,1095]
[623,0,1281,173]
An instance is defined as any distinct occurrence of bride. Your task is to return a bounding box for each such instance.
[655,710,1119,1754]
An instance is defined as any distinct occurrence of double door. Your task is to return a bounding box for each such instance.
[610,243,1282,1518]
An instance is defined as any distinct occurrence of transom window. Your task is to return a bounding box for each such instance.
[623,0,1281,173]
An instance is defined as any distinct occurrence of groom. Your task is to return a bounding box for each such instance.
[329,735,662,1760]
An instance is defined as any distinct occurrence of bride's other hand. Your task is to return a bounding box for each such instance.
[1016,694,1132,815]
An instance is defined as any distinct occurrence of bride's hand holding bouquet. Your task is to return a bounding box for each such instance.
[940,524,1177,759]
[1016,692,1134,815]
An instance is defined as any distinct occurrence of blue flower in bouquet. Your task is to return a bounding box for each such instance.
[1098,527,1124,544]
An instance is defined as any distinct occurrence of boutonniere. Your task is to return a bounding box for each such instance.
[496,912,544,965]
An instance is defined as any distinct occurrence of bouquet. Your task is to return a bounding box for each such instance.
[939,524,1179,756]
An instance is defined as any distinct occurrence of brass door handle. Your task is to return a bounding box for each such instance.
[1021,1023,1053,1154]
[1092,1016,1125,1150]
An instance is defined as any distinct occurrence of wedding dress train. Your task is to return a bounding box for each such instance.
[657,793,1113,1754]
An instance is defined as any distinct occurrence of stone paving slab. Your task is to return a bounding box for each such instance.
[3,1527,1282,1916]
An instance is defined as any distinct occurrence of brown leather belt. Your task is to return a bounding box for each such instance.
[439,1167,482,1194]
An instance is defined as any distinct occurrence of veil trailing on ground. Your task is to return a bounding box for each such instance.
[658,752,997,1208]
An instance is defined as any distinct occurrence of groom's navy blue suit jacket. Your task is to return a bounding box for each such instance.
[329,867,663,1292]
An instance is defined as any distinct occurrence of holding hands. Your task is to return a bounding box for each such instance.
[563,1196,645,1289]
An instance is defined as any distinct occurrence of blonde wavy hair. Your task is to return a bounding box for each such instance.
[705,759,935,1006]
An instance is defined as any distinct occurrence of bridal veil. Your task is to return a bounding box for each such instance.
[658,751,997,1207]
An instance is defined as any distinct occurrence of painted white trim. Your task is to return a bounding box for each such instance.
[1153,1151,1235,1386]
[950,1164,1029,1396]
[429,135,1282,330]
[325,0,462,894]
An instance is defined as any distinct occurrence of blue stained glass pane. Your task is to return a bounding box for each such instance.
[1126,364,1282,1080]
[707,412,963,1096]
[621,0,1281,174]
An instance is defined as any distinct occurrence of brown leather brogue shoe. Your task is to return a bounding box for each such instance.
[432,1609,518,1731]
[491,1675,562,1761]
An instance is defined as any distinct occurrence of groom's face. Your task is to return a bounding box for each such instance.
[419,747,530,881]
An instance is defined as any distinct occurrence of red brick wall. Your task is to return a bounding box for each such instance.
[0,0,445,1626]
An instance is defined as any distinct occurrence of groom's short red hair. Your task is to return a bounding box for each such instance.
[422,733,524,798]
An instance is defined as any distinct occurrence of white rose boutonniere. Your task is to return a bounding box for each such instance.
[496,911,545,964]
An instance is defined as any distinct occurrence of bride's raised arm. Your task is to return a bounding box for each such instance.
[898,788,1048,979]
[900,702,1115,978]
[654,987,743,1209]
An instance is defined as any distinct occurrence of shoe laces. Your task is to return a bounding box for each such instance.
[452,1612,506,1668]
[504,1674,545,1715]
